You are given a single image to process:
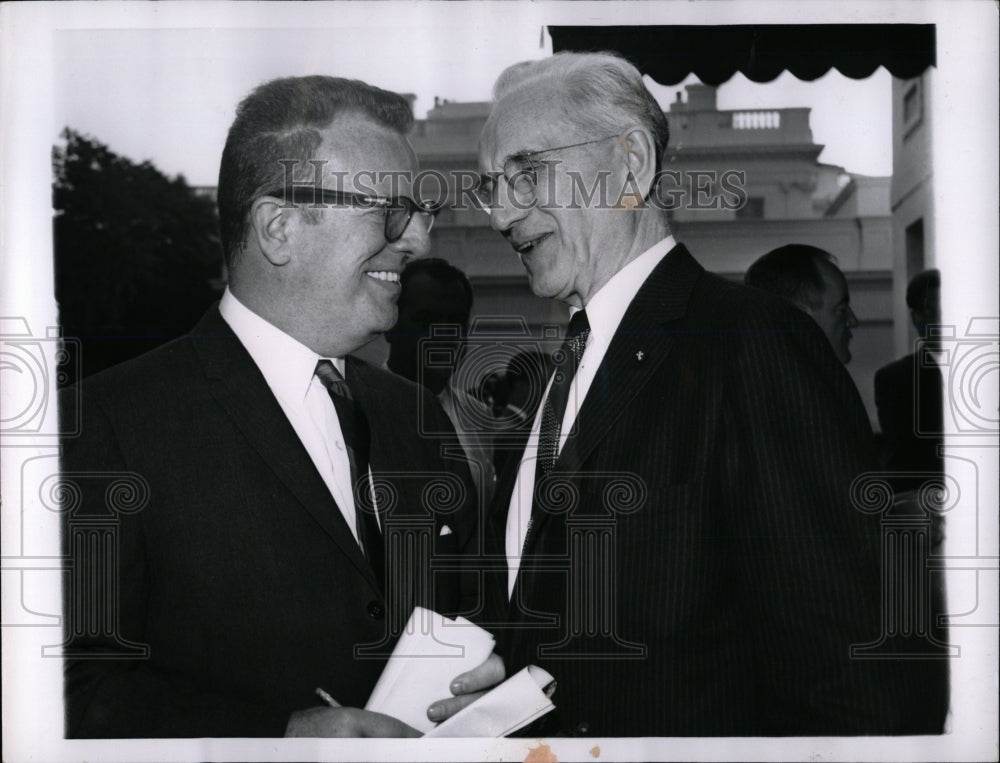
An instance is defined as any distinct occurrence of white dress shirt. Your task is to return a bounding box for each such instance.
[219,288,363,542]
[505,235,677,596]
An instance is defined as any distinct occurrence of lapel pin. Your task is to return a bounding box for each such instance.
[636,350,645,361]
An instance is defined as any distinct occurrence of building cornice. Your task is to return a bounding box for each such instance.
[667,143,824,161]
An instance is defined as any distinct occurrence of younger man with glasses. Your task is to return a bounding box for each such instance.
[60,75,500,738]
[476,52,942,736]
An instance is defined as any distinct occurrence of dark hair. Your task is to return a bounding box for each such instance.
[398,257,474,313]
[906,269,941,311]
[744,244,837,310]
[217,76,413,266]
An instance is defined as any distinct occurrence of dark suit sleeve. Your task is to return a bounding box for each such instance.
[874,364,895,434]
[60,387,288,738]
[728,318,918,734]
[874,363,909,461]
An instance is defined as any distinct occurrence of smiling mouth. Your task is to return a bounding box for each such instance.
[365,271,401,283]
[512,233,551,255]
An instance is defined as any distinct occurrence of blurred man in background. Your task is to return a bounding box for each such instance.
[387,257,496,505]
[745,243,859,364]
[875,269,943,477]
[491,348,554,481]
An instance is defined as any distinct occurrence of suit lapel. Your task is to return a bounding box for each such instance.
[189,307,378,588]
[518,244,704,560]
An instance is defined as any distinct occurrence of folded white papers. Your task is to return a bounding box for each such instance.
[364,607,495,733]
[423,665,556,738]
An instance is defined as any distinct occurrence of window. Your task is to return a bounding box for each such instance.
[903,79,923,137]
[905,218,925,281]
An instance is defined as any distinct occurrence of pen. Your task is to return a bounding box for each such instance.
[314,687,340,708]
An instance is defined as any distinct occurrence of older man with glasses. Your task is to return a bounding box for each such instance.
[474,52,941,736]
[60,75,501,738]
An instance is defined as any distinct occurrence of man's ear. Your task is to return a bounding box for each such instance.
[250,196,292,266]
[620,127,658,199]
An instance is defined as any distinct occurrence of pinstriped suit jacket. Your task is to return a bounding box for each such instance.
[483,244,945,736]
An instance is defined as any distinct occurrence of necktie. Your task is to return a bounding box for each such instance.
[529,310,590,532]
[314,360,385,592]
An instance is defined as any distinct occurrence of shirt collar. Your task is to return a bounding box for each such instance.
[574,235,676,347]
[219,288,344,402]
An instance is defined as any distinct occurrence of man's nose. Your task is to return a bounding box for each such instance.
[847,306,859,328]
[391,215,432,261]
[489,177,530,233]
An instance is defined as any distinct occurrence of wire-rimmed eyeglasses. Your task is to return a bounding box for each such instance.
[473,134,622,213]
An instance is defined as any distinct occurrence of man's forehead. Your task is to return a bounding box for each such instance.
[480,85,570,163]
[817,261,849,303]
[308,115,419,196]
[316,114,418,187]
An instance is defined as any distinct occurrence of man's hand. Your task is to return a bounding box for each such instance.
[285,706,421,737]
[426,652,505,723]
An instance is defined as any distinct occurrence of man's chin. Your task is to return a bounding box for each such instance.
[371,305,398,335]
[525,272,559,301]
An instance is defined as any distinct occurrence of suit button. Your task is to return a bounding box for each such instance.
[367,601,384,619]
[574,721,591,736]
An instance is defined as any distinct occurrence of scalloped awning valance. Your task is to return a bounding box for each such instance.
[548,25,935,85]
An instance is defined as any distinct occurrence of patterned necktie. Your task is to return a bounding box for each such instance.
[530,310,590,529]
[314,360,384,592]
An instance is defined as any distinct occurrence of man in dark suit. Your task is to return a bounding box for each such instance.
[471,52,940,735]
[874,269,944,479]
[744,243,860,365]
[871,268,949,727]
[60,76,500,738]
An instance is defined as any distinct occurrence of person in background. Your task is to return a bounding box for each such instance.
[874,269,943,478]
[386,257,497,506]
[873,268,949,727]
[502,348,554,431]
[483,370,511,418]
[744,243,859,364]
[491,348,554,481]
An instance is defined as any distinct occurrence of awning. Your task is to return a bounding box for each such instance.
[549,25,936,85]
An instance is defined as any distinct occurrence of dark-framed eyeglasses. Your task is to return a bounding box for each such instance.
[473,134,622,213]
[265,186,441,242]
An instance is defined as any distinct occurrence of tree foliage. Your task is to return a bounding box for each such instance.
[53,128,224,382]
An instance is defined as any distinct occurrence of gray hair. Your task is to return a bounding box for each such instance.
[493,52,670,170]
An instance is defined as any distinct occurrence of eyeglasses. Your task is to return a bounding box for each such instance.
[473,134,621,213]
[265,186,441,242]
